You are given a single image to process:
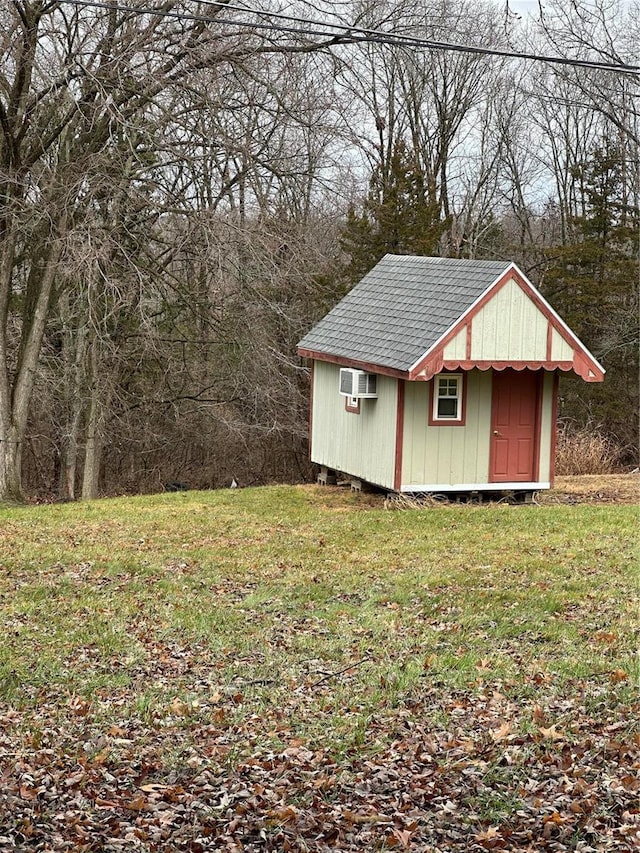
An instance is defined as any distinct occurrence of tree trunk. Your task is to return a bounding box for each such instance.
[0,214,66,501]
[59,375,85,501]
[81,405,102,501]
[81,339,103,500]
[58,294,89,501]
[0,424,24,504]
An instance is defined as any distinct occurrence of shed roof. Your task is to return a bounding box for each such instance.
[297,254,605,383]
[297,255,509,372]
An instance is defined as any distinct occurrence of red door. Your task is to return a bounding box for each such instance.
[489,370,540,483]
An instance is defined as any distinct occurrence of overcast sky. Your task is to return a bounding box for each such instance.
[508,1,543,19]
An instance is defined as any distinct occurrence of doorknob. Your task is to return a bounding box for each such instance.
[493,430,500,436]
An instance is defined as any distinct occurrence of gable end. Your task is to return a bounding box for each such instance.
[408,267,604,382]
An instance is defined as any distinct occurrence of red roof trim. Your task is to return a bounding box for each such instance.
[297,348,407,380]
[414,359,576,381]
[572,349,605,382]
[300,350,601,384]
[408,266,604,383]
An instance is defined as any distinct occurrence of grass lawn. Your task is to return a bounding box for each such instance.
[0,481,638,851]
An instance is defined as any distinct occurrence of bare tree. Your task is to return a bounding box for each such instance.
[334,0,508,257]
[0,0,350,500]
[0,1,225,499]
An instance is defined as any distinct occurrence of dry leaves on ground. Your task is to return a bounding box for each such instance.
[1,682,638,852]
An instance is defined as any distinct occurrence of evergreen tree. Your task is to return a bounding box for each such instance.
[542,145,639,461]
[340,140,449,284]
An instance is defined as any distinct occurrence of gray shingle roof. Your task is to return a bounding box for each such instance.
[297,255,511,372]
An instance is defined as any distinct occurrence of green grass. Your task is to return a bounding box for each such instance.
[1,485,638,850]
[0,485,638,752]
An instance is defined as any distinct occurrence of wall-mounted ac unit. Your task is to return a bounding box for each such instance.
[339,368,377,398]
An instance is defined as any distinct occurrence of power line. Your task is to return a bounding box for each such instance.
[58,0,640,75]
[200,0,640,72]
[193,0,447,46]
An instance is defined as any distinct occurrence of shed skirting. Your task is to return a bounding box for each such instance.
[400,481,550,493]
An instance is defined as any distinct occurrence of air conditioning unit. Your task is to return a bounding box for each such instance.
[339,368,377,398]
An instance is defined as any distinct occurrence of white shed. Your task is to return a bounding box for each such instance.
[297,255,604,494]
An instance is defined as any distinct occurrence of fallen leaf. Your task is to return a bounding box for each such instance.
[491,721,512,742]
[64,770,85,787]
[343,809,393,824]
[267,806,298,824]
[475,826,504,848]
[595,632,617,643]
[621,774,640,792]
[168,697,190,716]
[538,724,564,741]
[533,705,546,726]
[395,828,414,848]
[610,669,628,683]
[19,785,36,800]
[123,795,147,811]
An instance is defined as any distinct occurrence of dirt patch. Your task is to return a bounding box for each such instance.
[304,473,640,508]
[542,473,640,506]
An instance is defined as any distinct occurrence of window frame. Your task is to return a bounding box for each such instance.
[428,372,467,426]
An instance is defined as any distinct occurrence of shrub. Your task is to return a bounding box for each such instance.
[555,421,621,475]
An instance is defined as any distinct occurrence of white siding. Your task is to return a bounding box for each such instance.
[443,326,467,360]
[550,327,574,361]
[471,278,547,361]
[538,371,555,482]
[311,361,398,489]
[402,370,492,487]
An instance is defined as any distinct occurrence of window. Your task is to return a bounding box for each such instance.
[436,376,460,418]
[430,373,465,425]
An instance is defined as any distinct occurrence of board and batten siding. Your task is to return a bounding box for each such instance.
[443,326,466,360]
[311,361,398,489]
[400,369,557,489]
[537,371,555,483]
[402,369,492,487]
[550,327,573,361]
[470,277,547,361]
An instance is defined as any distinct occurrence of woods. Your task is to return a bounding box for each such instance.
[1,0,638,501]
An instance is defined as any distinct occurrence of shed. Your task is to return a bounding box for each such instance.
[297,255,604,494]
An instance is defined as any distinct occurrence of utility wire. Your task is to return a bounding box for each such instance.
[199,0,640,72]
[59,0,640,74]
